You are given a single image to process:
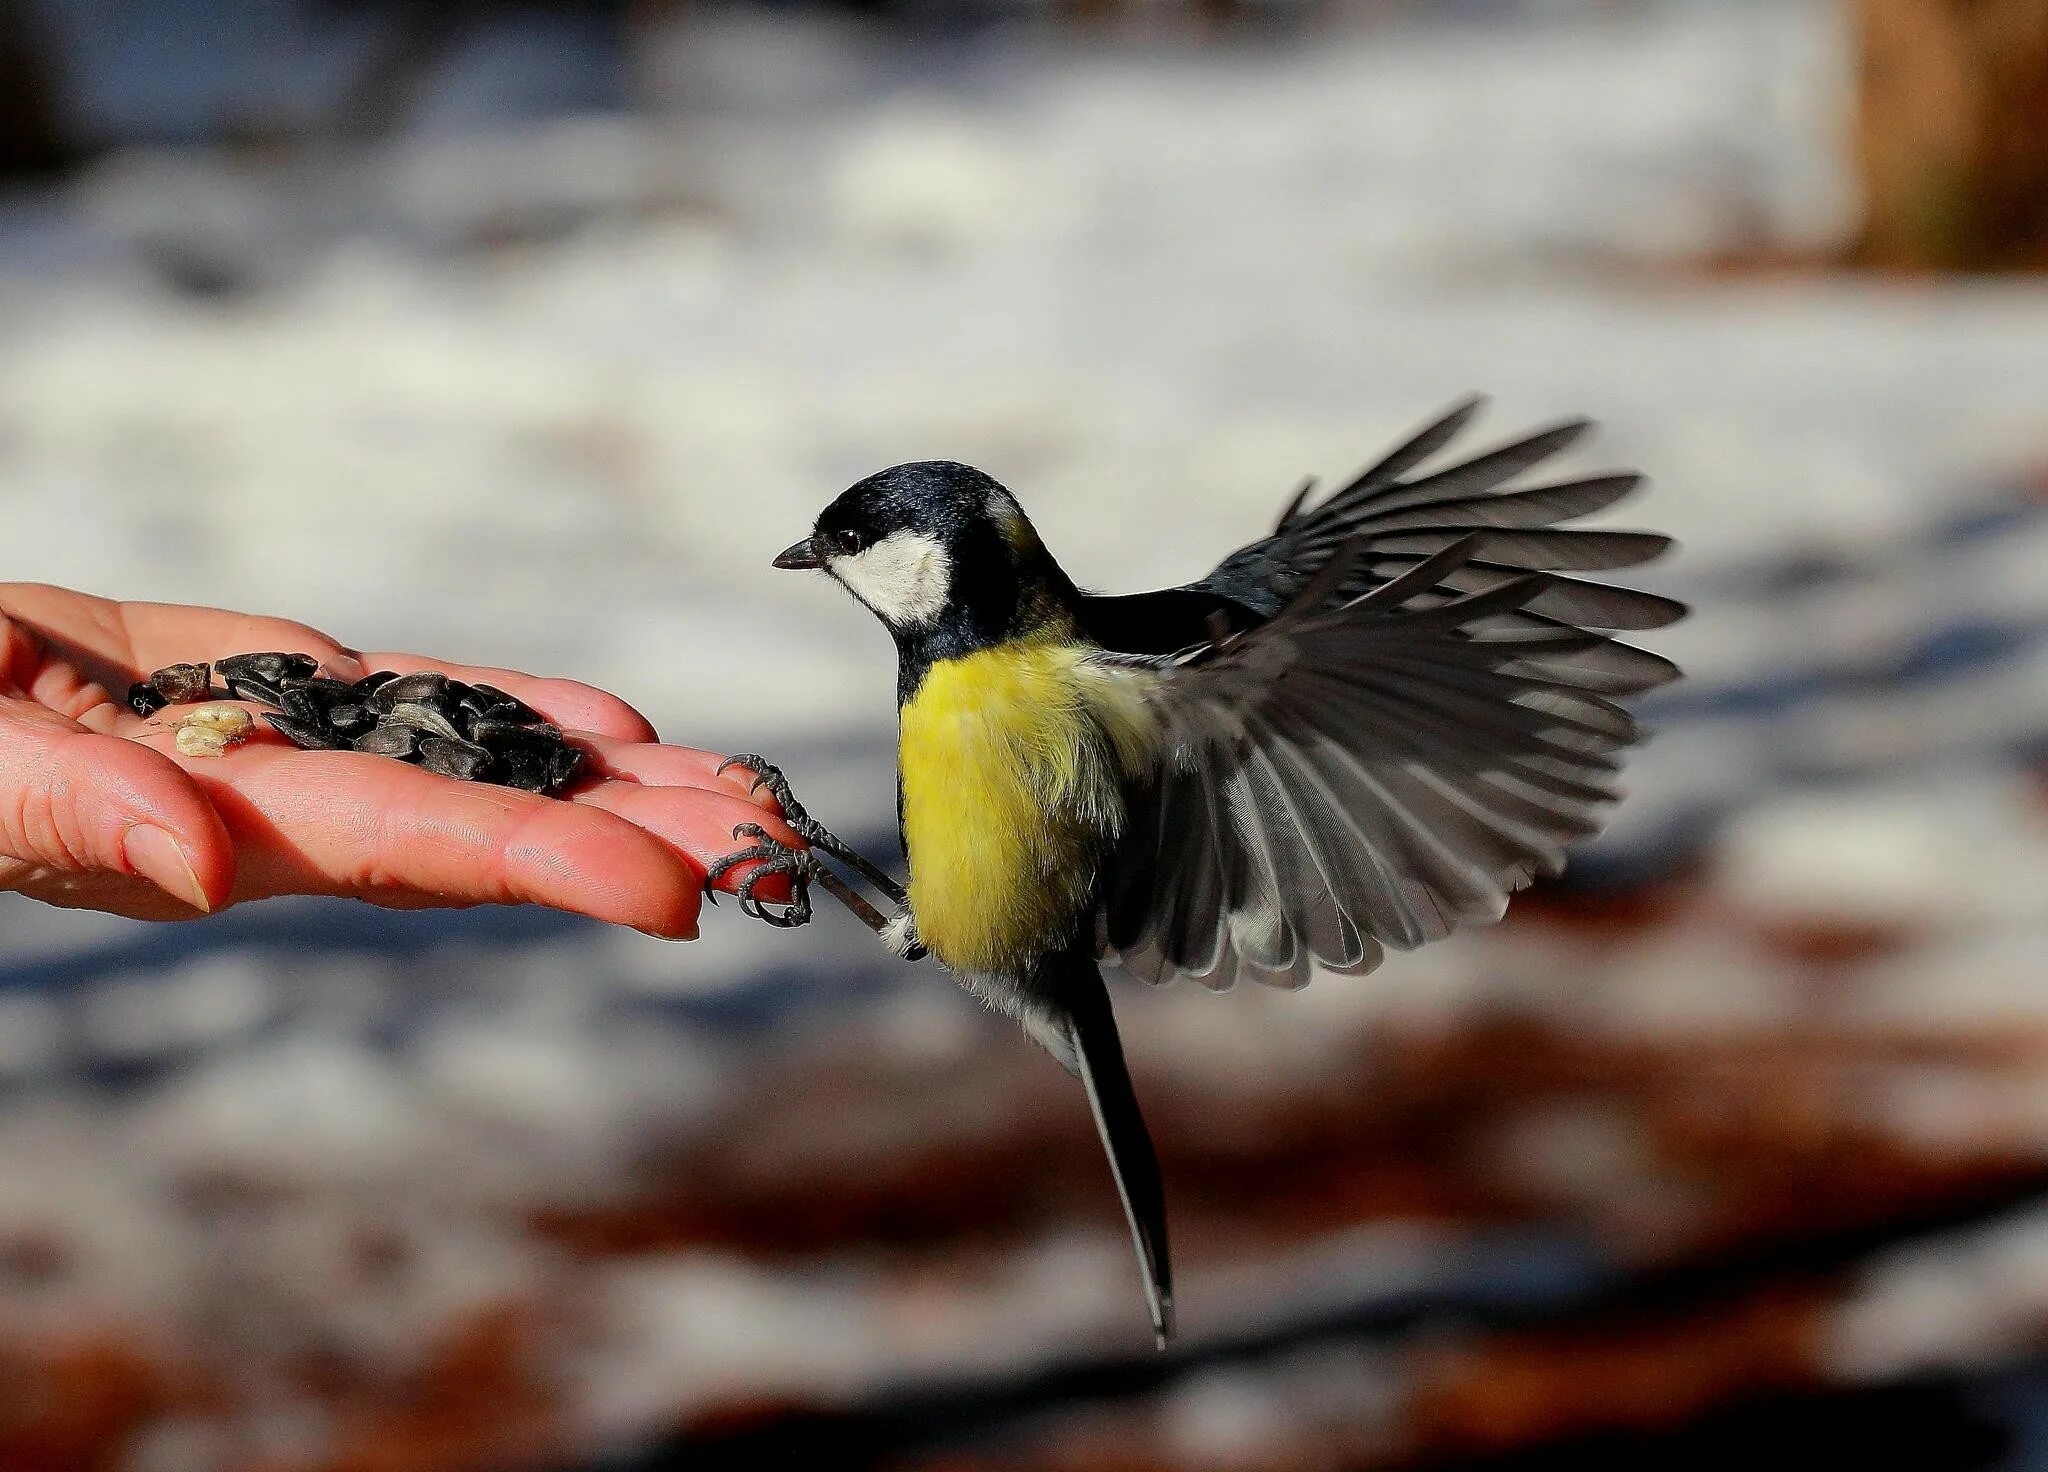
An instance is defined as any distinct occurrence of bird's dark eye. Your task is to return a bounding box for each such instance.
[829,528,864,556]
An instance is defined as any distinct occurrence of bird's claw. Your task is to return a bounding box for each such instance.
[704,821,818,928]
[717,753,822,842]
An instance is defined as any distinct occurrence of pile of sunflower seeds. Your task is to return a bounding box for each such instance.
[129,653,587,795]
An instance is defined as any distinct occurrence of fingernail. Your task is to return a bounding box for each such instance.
[324,650,368,680]
[123,826,212,913]
[634,921,698,942]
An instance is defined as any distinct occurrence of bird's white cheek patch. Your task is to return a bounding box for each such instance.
[831,530,953,627]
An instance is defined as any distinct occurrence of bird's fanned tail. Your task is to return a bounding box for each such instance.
[1046,951,1174,1347]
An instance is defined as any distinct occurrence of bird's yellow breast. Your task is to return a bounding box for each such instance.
[898,635,1156,977]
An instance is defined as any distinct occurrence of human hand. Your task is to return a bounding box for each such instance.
[0,583,803,933]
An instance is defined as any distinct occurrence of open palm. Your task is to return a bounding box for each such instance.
[0,583,799,932]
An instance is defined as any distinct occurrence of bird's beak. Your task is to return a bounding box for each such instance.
[772,537,824,571]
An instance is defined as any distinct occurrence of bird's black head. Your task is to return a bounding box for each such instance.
[775,461,1076,656]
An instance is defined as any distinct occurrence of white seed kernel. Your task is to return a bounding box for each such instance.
[175,725,235,758]
[181,704,254,737]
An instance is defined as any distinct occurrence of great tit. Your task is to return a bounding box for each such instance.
[711,395,1684,1347]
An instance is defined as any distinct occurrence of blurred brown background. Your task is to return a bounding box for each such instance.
[1852,0,2048,270]
[0,1,2046,1470]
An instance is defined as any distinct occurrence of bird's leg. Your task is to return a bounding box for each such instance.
[713,755,924,959]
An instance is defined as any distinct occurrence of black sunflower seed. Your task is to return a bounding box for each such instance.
[326,703,376,736]
[350,669,399,697]
[545,745,587,792]
[382,701,463,740]
[128,682,168,718]
[279,687,325,724]
[496,747,552,792]
[227,676,284,707]
[469,717,558,751]
[367,671,451,713]
[219,652,317,686]
[279,676,353,706]
[354,724,423,759]
[264,713,347,750]
[419,736,494,782]
[470,683,541,725]
[148,662,213,704]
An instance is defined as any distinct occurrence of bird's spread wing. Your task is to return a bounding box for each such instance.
[1089,401,1683,991]
[1076,395,1684,693]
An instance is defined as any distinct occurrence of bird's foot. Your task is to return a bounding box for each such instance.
[716,753,913,914]
[711,754,915,947]
[704,822,818,927]
[717,754,826,842]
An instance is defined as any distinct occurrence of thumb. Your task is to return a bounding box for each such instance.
[0,692,235,913]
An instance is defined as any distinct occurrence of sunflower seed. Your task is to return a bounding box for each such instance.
[148,662,213,704]
[279,676,353,705]
[350,669,399,697]
[128,682,168,718]
[496,748,552,792]
[279,687,325,724]
[354,724,422,759]
[468,683,541,725]
[326,703,376,736]
[469,717,557,751]
[264,713,347,751]
[227,676,283,707]
[546,745,587,792]
[367,671,451,713]
[454,692,498,726]
[418,736,494,782]
[382,701,463,740]
[218,652,317,686]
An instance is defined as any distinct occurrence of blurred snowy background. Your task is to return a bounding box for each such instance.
[2,0,2047,1467]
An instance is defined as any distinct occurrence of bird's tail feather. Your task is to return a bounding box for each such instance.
[1053,956,1175,1348]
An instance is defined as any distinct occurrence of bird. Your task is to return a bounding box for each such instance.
[708,395,1684,1349]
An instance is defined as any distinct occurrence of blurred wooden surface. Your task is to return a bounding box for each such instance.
[1854,0,2048,269]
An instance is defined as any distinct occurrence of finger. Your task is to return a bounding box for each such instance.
[0,692,234,912]
[357,654,658,743]
[132,729,702,937]
[574,780,807,906]
[0,612,44,686]
[0,611,129,732]
[0,586,357,686]
[574,735,783,812]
